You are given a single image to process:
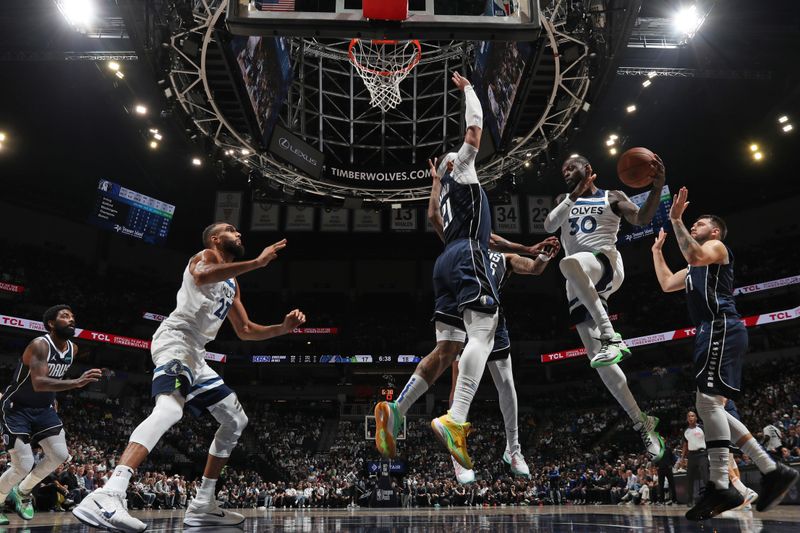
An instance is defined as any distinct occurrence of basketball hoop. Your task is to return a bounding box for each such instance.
[348,39,421,112]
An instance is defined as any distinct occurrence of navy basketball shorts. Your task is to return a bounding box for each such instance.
[432,239,500,326]
[693,316,747,399]
[1,406,63,447]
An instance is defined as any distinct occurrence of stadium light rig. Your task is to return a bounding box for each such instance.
[134,104,147,115]
[782,124,794,133]
[674,4,707,42]
[626,105,637,113]
[642,79,652,88]
[192,157,202,166]
[56,0,95,31]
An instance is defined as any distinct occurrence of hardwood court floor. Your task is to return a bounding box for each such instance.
[2,505,799,532]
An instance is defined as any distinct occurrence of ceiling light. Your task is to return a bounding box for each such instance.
[753,152,763,161]
[783,124,794,133]
[115,71,125,79]
[642,80,652,88]
[108,61,120,72]
[241,148,250,155]
[570,153,580,158]
[647,71,657,79]
[149,128,159,134]
[153,132,163,140]
[57,0,95,29]
[0,132,6,142]
[609,147,618,155]
[749,143,759,152]
[525,152,532,158]
[674,5,704,39]
[134,105,147,115]
[778,115,789,124]
[605,139,615,146]
[609,134,618,141]
[149,141,158,149]
[192,157,202,166]
[523,161,531,168]
[626,104,637,113]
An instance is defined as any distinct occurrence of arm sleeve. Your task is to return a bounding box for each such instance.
[543,195,574,233]
[451,143,479,185]
[464,85,483,130]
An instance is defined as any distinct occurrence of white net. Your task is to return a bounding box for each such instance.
[348,39,421,112]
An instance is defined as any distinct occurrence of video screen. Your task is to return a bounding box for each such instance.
[90,180,175,245]
[229,35,293,147]
[471,39,535,148]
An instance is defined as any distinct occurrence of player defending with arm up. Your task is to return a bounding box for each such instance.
[74,225,305,532]
[543,153,667,462]
[651,187,798,521]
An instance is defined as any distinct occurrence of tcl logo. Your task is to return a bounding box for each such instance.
[683,328,697,336]
[90,332,111,341]
[769,312,792,320]
[2,318,25,326]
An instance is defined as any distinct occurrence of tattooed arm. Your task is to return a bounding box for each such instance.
[669,187,728,267]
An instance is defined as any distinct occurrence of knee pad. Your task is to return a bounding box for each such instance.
[209,395,249,458]
[40,430,70,465]
[10,441,35,473]
[129,392,185,451]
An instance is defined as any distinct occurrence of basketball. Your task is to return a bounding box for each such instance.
[617,147,656,189]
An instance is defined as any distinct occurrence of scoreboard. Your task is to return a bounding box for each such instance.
[91,180,175,244]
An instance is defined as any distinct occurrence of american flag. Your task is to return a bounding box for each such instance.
[254,0,295,12]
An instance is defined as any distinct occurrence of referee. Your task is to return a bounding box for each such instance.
[681,410,709,505]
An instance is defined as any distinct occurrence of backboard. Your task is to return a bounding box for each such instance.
[227,0,541,41]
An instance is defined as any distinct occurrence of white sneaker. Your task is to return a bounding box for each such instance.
[503,448,531,478]
[736,488,758,511]
[590,333,631,368]
[633,412,665,461]
[183,498,245,527]
[72,489,147,532]
[452,456,475,484]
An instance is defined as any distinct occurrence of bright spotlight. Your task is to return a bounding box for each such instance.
[108,61,120,72]
[647,71,657,79]
[0,132,6,142]
[153,132,163,141]
[57,0,95,29]
[609,134,618,141]
[241,148,250,155]
[778,115,789,124]
[570,153,580,158]
[749,143,759,152]
[605,139,615,146]
[783,124,794,133]
[609,147,618,156]
[192,157,202,166]
[753,152,763,161]
[149,141,158,149]
[626,104,637,113]
[115,71,125,79]
[642,79,652,88]
[523,161,531,168]
[134,105,147,115]
[674,5,704,39]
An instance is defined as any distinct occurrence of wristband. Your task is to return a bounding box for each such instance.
[538,253,551,262]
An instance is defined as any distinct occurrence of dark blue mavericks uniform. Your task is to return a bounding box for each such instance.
[432,170,500,327]
[1,335,72,447]
[686,246,745,398]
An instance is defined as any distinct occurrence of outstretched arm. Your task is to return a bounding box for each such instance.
[190,239,287,286]
[226,284,306,341]
[25,339,102,392]
[651,229,687,292]
[507,240,560,275]
[452,71,482,149]
[669,187,729,266]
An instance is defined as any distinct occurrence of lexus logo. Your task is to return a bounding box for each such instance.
[278,137,318,167]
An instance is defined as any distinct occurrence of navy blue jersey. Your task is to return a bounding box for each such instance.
[2,335,74,409]
[439,171,492,249]
[685,245,739,325]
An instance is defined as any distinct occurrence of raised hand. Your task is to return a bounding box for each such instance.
[428,158,440,182]
[528,236,561,257]
[651,228,668,253]
[451,71,472,91]
[282,309,306,331]
[570,172,596,200]
[255,238,287,267]
[76,368,103,388]
[650,153,666,188]
[669,187,689,221]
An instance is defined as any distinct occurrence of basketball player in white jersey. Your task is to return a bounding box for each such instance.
[74,224,306,532]
[543,154,667,461]
[0,305,101,525]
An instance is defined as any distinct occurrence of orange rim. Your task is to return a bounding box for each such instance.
[348,38,422,77]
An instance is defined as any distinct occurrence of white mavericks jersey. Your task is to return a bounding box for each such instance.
[157,256,237,346]
[560,189,621,256]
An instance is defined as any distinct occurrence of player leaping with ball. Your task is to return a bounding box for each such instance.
[543,153,667,461]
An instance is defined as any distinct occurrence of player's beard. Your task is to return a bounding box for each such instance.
[54,325,76,339]
[222,239,245,259]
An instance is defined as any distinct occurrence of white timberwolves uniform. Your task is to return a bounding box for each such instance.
[151,257,236,414]
[560,189,625,323]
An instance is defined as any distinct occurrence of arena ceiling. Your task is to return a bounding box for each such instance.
[0,0,798,244]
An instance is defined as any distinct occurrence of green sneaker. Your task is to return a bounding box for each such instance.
[10,486,34,520]
[374,401,403,458]
[0,512,8,525]
[634,412,665,462]
[590,332,631,368]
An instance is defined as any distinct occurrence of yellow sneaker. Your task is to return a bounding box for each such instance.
[431,412,473,470]
[374,401,403,458]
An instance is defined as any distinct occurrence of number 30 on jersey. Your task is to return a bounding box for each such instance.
[568,215,597,236]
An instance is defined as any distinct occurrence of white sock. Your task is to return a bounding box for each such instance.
[696,391,731,489]
[731,475,747,496]
[577,322,642,422]
[395,374,429,417]
[725,411,777,474]
[560,253,615,338]
[450,309,497,423]
[106,465,134,493]
[488,358,520,454]
[196,476,217,503]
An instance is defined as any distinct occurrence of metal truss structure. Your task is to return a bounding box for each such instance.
[168,0,590,203]
[617,66,772,81]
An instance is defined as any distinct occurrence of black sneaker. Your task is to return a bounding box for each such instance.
[756,462,800,512]
[685,483,744,521]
